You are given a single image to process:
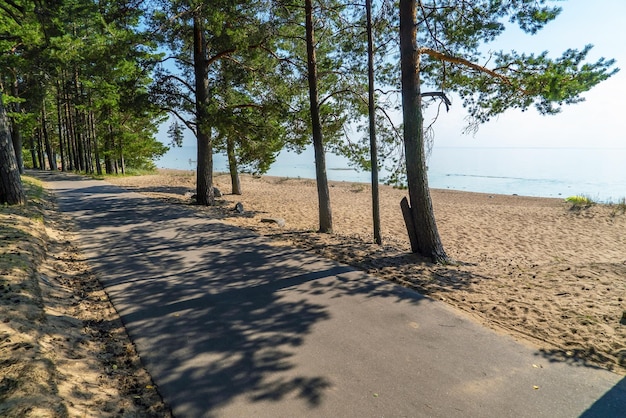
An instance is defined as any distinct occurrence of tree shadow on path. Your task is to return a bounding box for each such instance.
[36,171,426,417]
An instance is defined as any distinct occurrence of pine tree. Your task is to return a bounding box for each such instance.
[398,0,617,262]
[151,0,300,205]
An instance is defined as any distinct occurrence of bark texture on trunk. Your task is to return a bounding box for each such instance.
[305,0,333,233]
[226,137,241,195]
[193,13,214,206]
[399,0,448,262]
[0,95,25,205]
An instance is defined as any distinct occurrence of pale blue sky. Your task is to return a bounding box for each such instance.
[429,0,626,149]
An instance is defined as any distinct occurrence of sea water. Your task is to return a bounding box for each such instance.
[428,147,626,202]
[156,145,626,202]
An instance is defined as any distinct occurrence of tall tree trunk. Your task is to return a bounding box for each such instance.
[41,103,57,171]
[118,137,125,175]
[9,113,24,174]
[81,88,93,173]
[0,95,25,205]
[62,74,75,170]
[75,113,85,171]
[399,0,448,262]
[73,70,85,172]
[366,0,381,245]
[83,112,93,174]
[89,110,102,175]
[29,133,37,169]
[56,80,66,171]
[305,0,333,233]
[105,121,115,174]
[10,77,24,174]
[36,127,45,169]
[226,136,241,195]
[63,78,77,171]
[193,13,214,206]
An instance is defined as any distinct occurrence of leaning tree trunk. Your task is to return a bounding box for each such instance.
[193,13,214,206]
[399,0,448,262]
[305,0,333,233]
[226,137,241,195]
[0,95,25,205]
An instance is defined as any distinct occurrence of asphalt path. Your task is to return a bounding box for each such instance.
[36,171,625,418]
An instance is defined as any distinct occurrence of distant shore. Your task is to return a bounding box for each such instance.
[108,169,626,374]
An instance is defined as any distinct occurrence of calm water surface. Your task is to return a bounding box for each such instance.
[157,146,626,202]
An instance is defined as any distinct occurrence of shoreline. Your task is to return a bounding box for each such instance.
[156,144,626,202]
[109,170,626,375]
[156,168,569,202]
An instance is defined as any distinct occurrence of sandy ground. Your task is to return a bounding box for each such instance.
[108,169,626,375]
[2,169,624,416]
[1,177,170,417]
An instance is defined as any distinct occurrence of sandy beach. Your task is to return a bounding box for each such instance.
[106,169,626,375]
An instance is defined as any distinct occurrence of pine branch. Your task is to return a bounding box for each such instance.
[419,47,528,94]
